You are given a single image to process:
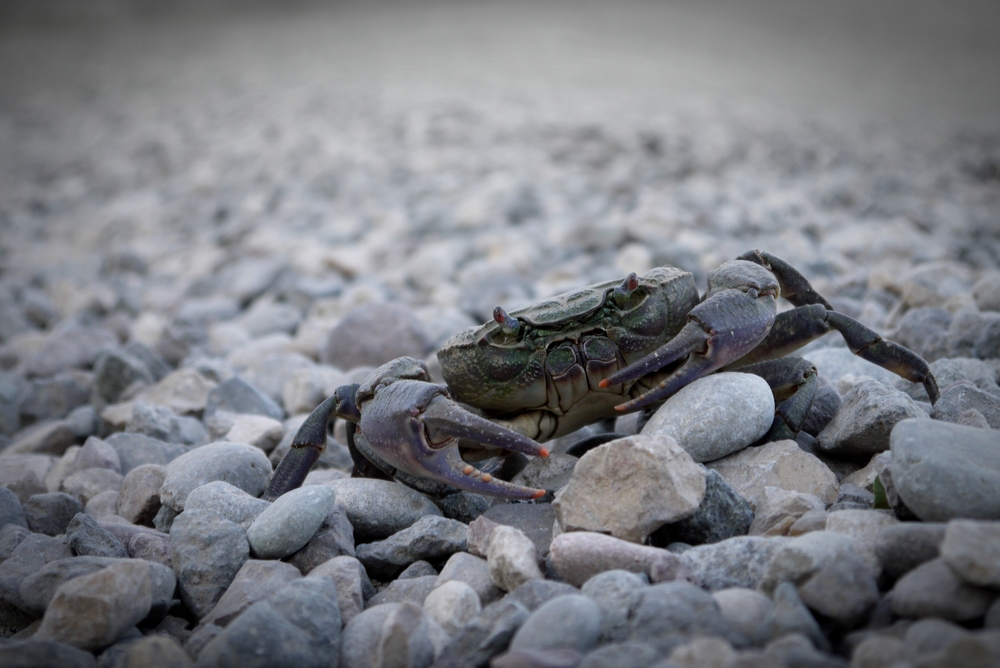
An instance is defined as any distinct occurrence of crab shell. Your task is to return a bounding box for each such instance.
[437,265,700,436]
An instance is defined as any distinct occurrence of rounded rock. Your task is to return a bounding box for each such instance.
[509,594,601,653]
[159,442,272,512]
[247,485,338,559]
[423,579,481,636]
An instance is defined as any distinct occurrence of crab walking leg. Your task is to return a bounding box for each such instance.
[731,305,940,404]
[733,357,821,443]
[359,379,549,499]
[601,286,777,411]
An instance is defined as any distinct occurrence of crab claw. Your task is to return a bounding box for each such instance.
[360,379,549,499]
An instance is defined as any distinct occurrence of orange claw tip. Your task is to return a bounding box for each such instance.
[530,489,546,499]
[598,379,610,388]
[538,447,550,458]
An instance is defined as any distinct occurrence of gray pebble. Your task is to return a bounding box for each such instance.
[679,535,786,591]
[356,515,467,580]
[306,555,372,625]
[0,639,97,668]
[817,380,926,457]
[72,436,122,475]
[0,486,28,530]
[200,559,303,627]
[874,521,946,580]
[126,401,209,446]
[366,574,438,608]
[322,302,433,370]
[285,505,356,573]
[931,381,1000,428]
[580,570,649,643]
[170,508,250,619]
[975,318,1000,359]
[0,453,52,503]
[435,599,529,668]
[23,492,84,536]
[247,485,337,559]
[435,490,492,524]
[755,581,828,650]
[397,560,437,580]
[64,405,99,440]
[105,432,187,475]
[507,579,580,613]
[325,478,442,541]
[892,306,952,362]
[61,467,124,506]
[93,348,155,404]
[204,376,285,421]
[939,519,1000,588]
[66,512,128,558]
[340,602,433,668]
[890,558,997,621]
[23,324,118,378]
[436,551,504,606]
[182,480,270,531]
[0,532,73,610]
[579,642,661,668]
[482,503,556,559]
[6,420,76,456]
[626,581,744,653]
[19,555,126,615]
[18,373,91,424]
[651,469,754,547]
[117,464,166,525]
[127,532,172,568]
[160,442,271,512]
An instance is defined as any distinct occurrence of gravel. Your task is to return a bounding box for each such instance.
[0,1,998,664]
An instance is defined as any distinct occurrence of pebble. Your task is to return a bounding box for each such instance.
[891,418,1000,521]
[816,380,926,457]
[367,574,439,608]
[0,485,27,530]
[423,579,481,636]
[434,599,529,667]
[321,302,433,369]
[580,569,649,643]
[650,469,754,546]
[23,492,85,536]
[939,519,1000,588]
[0,639,99,668]
[120,635,194,668]
[747,486,825,536]
[487,525,544,592]
[170,508,250,619]
[125,401,209,446]
[549,531,689,587]
[435,551,504,606]
[92,349,155,404]
[285,505,356,573]
[306,555,372,625]
[0,452,52,502]
[5,419,77,456]
[355,514,467,580]
[507,578,580,612]
[509,594,602,653]
[890,558,997,621]
[104,433,187,475]
[930,381,1000,428]
[182,480,270,531]
[116,464,166,525]
[553,434,706,543]
[340,602,433,668]
[71,437,122,475]
[668,636,738,668]
[246,484,337,559]
[509,452,578,493]
[19,373,91,424]
[19,555,128,615]
[626,580,744,652]
[824,508,898,575]
[61,468,124,506]
[34,559,153,651]
[679,535,786,591]
[203,376,285,421]
[398,560,437,579]
[641,372,774,462]
[127,532,172,567]
[282,364,351,415]
[65,512,128,558]
[874,521,946,580]
[324,478,442,541]
[200,559,303,627]
[711,587,774,641]
[707,439,839,507]
[196,577,342,668]
[159,442,272,512]
[221,413,284,452]
[482,503,556,558]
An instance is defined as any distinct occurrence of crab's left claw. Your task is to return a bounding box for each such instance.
[361,379,549,499]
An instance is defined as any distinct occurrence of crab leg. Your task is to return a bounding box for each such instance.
[601,285,777,411]
[360,379,549,499]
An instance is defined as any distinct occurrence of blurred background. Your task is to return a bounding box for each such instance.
[1,0,999,360]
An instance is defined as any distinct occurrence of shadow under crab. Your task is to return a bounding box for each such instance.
[265,250,939,502]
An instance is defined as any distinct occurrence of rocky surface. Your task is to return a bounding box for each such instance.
[0,1,999,665]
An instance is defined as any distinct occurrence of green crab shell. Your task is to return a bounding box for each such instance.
[438,266,700,415]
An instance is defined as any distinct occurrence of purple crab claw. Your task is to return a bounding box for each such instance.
[360,379,549,499]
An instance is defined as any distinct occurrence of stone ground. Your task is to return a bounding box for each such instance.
[1,1,1000,667]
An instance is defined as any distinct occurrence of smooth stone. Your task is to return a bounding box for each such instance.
[23,492,84,536]
[397,560,437,580]
[323,478,442,541]
[435,599,529,668]
[0,532,73,610]
[553,434,706,543]
[549,531,689,588]
[817,380,926,457]
[322,302,433,370]
[436,490,491,524]
[747,486,825,536]
[237,352,314,406]
[34,560,152,651]
[5,420,76,456]
[510,453,578,493]
[22,324,118,379]
[19,555,131,615]
[222,414,284,453]
[626,581,744,652]
[65,512,128,558]
[282,365,350,416]
[668,636,738,668]
[134,367,217,415]
[487,525,544,592]
[931,383,1000,429]
[120,635,193,668]
[170,508,250,619]
[104,433,186,475]
[491,648,584,668]
[159,442,271,512]
[0,639,98,668]
[423,579,481,636]
[182,480,270,531]
[70,436,122,475]
[306,555,373,625]
[366,575,439,609]
[196,578,341,668]
[60,467,124,506]
[804,347,902,389]
[127,532,172,568]
[355,515,467,580]
[707,439,839,507]
[642,372,774,462]
[466,515,499,559]
[891,558,997,621]
[507,579,580,613]
[65,405,99,440]
[246,485,337,559]
[203,376,285,421]
[891,418,1000,521]
[0,453,53,503]
[788,509,829,535]
[578,642,662,668]
[125,401,209,446]
[679,535,787,591]
[712,587,774,641]
[508,594,600,654]
[754,581,828,650]
[285,505,356,573]
[200,559,303,627]
[650,469,754,546]
[874,521,946,580]
[761,531,878,595]
[580,569,650,643]
[940,519,1000,588]
[794,546,881,622]
[340,602,433,668]
[435,552,504,606]
[0,485,28,530]
[481,504,557,559]
[824,508,898,576]
[899,357,1000,402]
[116,464,166,525]
[93,349,154,404]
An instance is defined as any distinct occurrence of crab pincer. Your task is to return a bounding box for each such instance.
[360,379,550,499]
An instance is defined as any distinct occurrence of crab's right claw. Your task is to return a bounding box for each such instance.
[361,379,549,500]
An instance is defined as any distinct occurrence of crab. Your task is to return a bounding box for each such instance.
[263,250,939,502]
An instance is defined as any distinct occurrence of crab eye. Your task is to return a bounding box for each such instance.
[612,273,641,309]
[493,306,520,336]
